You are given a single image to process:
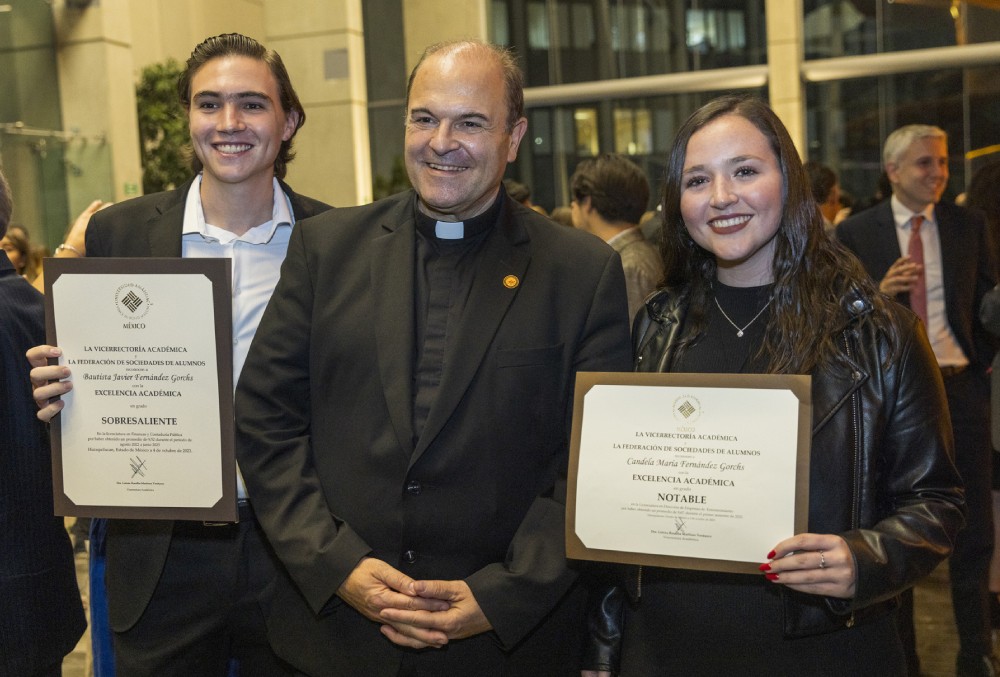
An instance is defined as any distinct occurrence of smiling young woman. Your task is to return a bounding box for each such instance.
[582,95,964,677]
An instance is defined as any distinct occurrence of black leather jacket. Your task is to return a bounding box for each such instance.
[585,287,965,673]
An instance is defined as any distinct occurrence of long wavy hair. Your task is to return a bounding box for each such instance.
[659,94,895,374]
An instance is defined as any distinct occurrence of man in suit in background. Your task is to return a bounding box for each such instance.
[837,124,997,677]
[28,33,330,676]
[235,40,632,676]
[569,153,662,322]
[0,168,86,677]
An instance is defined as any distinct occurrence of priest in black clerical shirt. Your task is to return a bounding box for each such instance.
[235,40,631,677]
[412,193,503,442]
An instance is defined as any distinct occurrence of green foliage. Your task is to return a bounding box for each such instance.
[136,59,190,193]
[372,155,411,200]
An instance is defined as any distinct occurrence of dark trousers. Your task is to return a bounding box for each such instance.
[113,507,295,677]
[899,369,993,673]
[946,371,994,656]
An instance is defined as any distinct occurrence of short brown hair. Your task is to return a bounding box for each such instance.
[178,33,305,180]
[804,161,837,204]
[571,154,650,225]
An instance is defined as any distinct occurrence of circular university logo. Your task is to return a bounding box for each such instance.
[672,394,702,423]
[114,282,152,320]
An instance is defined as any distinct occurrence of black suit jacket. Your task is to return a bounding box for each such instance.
[0,253,86,676]
[85,177,331,632]
[836,200,997,372]
[981,286,1000,448]
[235,191,632,676]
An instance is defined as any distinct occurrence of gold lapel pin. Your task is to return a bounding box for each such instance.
[503,274,519,289]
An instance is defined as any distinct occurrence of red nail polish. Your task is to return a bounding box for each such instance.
[767,550,776,559]
[765,573,779,581]
[758,562,771,572]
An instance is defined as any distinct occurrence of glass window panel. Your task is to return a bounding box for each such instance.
[687,9,708,52]
[527,1,550,49]
[574,107,600,157]
[0,2,75,250]
[806,64,1000,213]
[635,109,653,155]
[803,0,1000,59]
[614,109,634,155]
[0,131,73,252]
[571,3,595,50]
[529,108,552,154]
[727,11,746,50]
[610,4,622,51]
[368,106,408,200]
[686,8,749,60]
[614,107,653,156]
[491,1,766,87]
[651,7,671,53]
[555,3,571,49]
[492,0,510,46]
[558,107,578,160]
[632,6,648,52]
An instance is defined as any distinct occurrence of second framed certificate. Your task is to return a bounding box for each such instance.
[567,372,811,574]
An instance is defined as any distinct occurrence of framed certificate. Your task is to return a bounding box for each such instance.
[566,372,811,574]
[44,257,236,522]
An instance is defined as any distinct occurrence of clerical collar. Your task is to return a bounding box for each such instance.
[414,190,503,241]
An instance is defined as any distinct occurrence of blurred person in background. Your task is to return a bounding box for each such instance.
[966,161,1000,276]
[570,153,662,322]
[1,225,33,278]
[969,160,1000,636]
[549,205,574,227]
[504,177,548,215]
[0,167,86,677]
[838,124,997,677]
[804,161,841,233]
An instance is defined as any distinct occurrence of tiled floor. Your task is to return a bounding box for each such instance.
[915,562,963,676]
[61,546,964,677]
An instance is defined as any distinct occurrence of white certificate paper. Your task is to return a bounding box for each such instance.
[45,258,236,521]
[567,372,811,574]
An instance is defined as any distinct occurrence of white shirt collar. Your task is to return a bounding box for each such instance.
[890,194,935,230]
[182,174,294,242]
[606,226,640,247]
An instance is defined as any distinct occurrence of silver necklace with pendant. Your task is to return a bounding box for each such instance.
[714,296,772,338]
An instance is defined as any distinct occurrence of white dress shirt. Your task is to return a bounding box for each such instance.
[890,194,967,368]
[181,174,295,497]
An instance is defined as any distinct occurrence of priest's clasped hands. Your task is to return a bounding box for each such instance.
[337,557,493,649]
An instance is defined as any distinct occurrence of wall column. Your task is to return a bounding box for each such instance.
[402,0,489,72]
[264,0,371,206]
[766,0,806,156]
[52,0,143,210]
